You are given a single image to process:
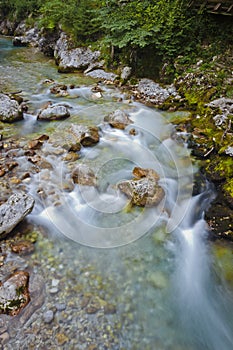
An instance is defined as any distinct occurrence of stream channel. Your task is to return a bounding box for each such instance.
[0,36,233,350]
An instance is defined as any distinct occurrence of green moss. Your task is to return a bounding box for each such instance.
[223,178,233,198]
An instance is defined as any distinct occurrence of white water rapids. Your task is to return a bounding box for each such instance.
[0,36,233,349]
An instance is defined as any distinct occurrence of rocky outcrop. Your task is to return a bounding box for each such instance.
[207,98,233,128]
[54,33,100,73]
[85,69,117,82]
[72,164,96,186]
[13,27,39,47]
[0,271,30,316]
[0,193,34,238]
[0,93,23,122]
[137,78,179,106]
[118,167,165,207]
[70,124,99,147]
[104,109,133,129]
[37,103,70,121]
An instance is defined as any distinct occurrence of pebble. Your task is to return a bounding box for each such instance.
[51,279,59,287]
[55,303,66,311]
[43,310,54,324]
[49,287,59,294]
[0,332,9,345]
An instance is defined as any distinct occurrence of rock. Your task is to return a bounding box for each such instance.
[118,167,165,207]
[55,303,66,311]
[54,33,101,73]
[104,109,133,130]
[70,124,99,147]
[121,66,132,81]
[11,240,34,255]
[147,271,168,289]
[225,146,233,157]
[37,103,70,121]
[50,83,68,97]
[0,193,34,238]
[0,271,30,316]
[72,164,97,186]
[85,69,117,82]
[13,27,40,47]
[84,60,105,74]
[137,78,177,105]
[0,332,10,345]
[0,93,23,122]
[208,98,233,113]
[43,310,54,324]
[56,333,69,346]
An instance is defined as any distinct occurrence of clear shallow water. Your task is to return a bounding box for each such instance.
[0,37,233,350]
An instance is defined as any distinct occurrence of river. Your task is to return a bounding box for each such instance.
[0,36,233,350]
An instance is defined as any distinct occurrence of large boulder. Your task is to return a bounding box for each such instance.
[0,93,23,122]
[37,103,70,121]
[70,124,99,147]
[85,69,117,82]
[118,167,165,207]
[57,48,101,73]
[54,33,100,73]
[0,193,35,238]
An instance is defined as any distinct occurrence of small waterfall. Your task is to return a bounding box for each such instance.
[171,189,233,350]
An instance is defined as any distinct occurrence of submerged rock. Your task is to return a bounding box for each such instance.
[37,103,70,121]
[0,193,35,238]
[0,271,30,316]
[0,93,23,122]
[70,124,99,147]
[72,164,96,186]
[104,109,133,130]
[118,167,164,207]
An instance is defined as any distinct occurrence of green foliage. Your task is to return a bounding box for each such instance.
[39,0,101,43]
[0,0,42,20]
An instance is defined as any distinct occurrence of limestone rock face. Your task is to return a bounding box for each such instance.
[0,193,35,238]
[118,167,165,207]
[0,93,23,122]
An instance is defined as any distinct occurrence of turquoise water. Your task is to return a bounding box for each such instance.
[0,36,233,350]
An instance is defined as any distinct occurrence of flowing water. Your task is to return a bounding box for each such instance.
[0,36,233,350]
